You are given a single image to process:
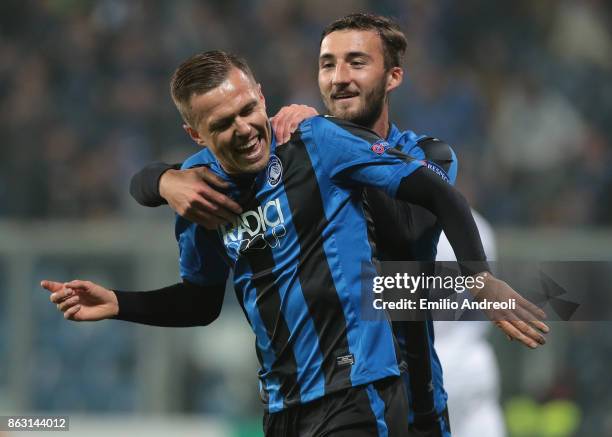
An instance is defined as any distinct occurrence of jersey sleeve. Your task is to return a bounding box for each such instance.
[308,116,423,197]
[408,137,459,186]
[175,216,230,287]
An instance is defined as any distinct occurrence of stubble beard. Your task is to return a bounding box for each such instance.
[325,81,387,129]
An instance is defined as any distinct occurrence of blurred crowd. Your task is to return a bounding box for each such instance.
[1,0,611,225]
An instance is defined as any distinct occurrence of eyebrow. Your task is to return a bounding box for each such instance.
[319,51,372,61]
[208,100,257,131]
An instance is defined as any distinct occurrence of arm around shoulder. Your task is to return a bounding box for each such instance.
[130,162,180,207]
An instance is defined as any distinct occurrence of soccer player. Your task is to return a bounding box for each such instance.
[42,50,542,436]
[128,14,548,436]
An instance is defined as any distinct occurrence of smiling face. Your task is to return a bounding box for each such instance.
[318,29,401,129]
[186,68,272,174]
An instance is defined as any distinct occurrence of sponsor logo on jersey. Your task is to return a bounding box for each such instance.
[267,155,282,187]
[219,198,287,253]
[371,139,390,155]
[421,160,450,184]
[336,353,355,367]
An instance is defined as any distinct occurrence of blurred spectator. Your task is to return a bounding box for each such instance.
[490,72,585,173]
[549,0,612,70]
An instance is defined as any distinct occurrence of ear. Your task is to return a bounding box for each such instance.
[385,66,404,94]
[183,123,207,147]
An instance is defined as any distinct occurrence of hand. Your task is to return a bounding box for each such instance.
[271,104,319,144]
[41,279,119,321]
[159,167,242,229]
[470,273,550,349]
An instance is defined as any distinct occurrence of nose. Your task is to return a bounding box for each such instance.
[234,116,251,138]
[332,62,350,86]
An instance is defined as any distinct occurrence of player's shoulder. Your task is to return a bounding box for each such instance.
[304,115,383,145]
[390,126,422,151]
[393,126,458,182]
[414,136,455,165]
[181,147,217,170]
[394,127,454,159]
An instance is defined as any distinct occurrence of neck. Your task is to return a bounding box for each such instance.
[368,106,390,139]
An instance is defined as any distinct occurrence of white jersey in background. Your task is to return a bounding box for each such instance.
[435,211,506,437]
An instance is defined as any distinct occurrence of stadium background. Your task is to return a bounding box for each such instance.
[1,0,611,435]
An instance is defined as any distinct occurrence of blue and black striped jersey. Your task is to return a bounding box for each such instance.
[176,115,423,412]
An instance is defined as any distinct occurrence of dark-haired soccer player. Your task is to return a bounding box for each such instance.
[128,14,548,437]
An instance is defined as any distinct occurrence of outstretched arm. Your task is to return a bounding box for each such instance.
[396,168,486,268]
[395,168,549,348]
[41,279,224,327]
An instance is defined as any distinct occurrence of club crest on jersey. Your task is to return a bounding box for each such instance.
[267,155,283,187]
[371,140,390,155]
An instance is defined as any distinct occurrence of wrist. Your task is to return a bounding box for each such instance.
[158,169,176,201]
[468,271,493,298]
[109,290,120,318]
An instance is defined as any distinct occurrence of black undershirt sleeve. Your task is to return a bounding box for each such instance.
[129,162,181,207]
[112,279,225,327]
[396,167,489,275]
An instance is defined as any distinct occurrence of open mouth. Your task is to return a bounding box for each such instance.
[236,135,264,161]
[332,92,359,101]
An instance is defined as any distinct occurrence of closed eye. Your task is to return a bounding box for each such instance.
[240,102,257,117]
[210,119,232,133]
